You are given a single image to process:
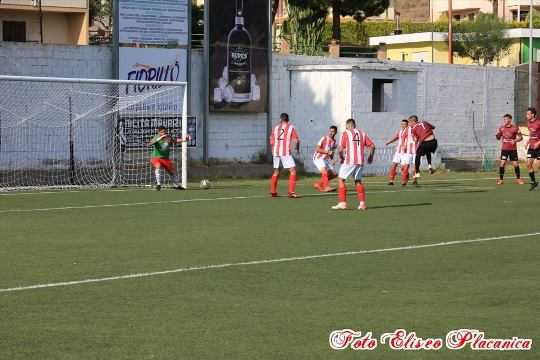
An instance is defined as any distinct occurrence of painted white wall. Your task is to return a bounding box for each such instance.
[0,44,516,173]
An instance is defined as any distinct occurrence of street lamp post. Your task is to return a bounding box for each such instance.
[529,0,534,106]
[448,0,453,64]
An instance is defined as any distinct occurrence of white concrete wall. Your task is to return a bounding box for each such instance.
[287,69,352,158]
[0,42,112,78]
[0,44,516,173]
[417,62,515,160]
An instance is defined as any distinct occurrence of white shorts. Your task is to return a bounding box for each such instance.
[313,158,335,172]
[273,155,296,169]
[392,153,414,166]
[338,164,364,181]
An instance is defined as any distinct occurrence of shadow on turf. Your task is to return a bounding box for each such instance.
[435,190,490,194]
[329,202,433,211]
[368,202,433,210]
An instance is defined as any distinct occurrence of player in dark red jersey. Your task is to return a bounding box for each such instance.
[496,114,524,185]
[409,115,437,184]
[526,107,540,190]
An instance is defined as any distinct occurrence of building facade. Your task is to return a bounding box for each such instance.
[386,0,540,22]
[0,0,89,45]
[370,29,540,66]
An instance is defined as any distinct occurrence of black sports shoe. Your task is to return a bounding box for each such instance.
[156,184,161,191]
[429,168,435,175]
[529,182,538,191]
[388,181,394,186]
[174,185,185,190]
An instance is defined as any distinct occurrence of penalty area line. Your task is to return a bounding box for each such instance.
[0,231,538,294]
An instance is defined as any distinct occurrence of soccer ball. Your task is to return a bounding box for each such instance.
[200,179,211,189]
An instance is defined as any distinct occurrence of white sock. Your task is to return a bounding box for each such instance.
[155,168,161,185]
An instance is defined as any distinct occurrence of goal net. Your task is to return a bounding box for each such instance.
[0,75,190,191]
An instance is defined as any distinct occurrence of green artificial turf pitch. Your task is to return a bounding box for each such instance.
[0,172,538,359]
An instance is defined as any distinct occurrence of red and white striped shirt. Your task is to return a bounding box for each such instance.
[313,135,337,160]
[270,123,299,156]
[339,129,374,165]
[394,127,416,155]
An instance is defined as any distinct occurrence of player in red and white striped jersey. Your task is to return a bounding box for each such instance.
[385,119,416,186]
[313,126,338,192]
[269,113,300,198]
[332,118,375,211]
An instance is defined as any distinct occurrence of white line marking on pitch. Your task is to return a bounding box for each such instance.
[0,177,497,196]
[0,231,537,294]
[0,187,492,214]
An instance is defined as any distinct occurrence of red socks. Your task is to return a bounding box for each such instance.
[401,165,410,184]
[356,183,366,202]
[270,173,278,194]
[338,180,347,203]
[389,163,398,181]
[288,172,297,194]
[271,171,298,195]
[320,170,329,188]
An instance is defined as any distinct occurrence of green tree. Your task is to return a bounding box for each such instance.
[89,0,112,26]
[282,1,328,55]
[453,13,512,65]
[288,0,389,42]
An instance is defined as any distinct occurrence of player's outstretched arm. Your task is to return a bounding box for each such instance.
[175,135,192,143]
[149,134,166,146]
[315,145,329,155]
[386,135,399,146]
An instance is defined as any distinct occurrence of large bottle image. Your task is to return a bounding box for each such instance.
[226,0,252,102]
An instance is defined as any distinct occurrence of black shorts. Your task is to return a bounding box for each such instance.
[527,148,540,160]
[417,139,438,156]
[501,150,518,162]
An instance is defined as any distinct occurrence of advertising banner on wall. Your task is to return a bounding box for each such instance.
[118,0,189,46]
[118,47,188,114]
[118,115,197,149]
[208,0,269,113]
[119,47,188,83]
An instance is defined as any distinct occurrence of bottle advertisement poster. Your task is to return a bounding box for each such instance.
[208,0,269,113]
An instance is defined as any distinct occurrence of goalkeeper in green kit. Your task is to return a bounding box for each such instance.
[149,126,190,191]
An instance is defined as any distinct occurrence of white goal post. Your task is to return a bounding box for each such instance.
[0,75,190,191]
